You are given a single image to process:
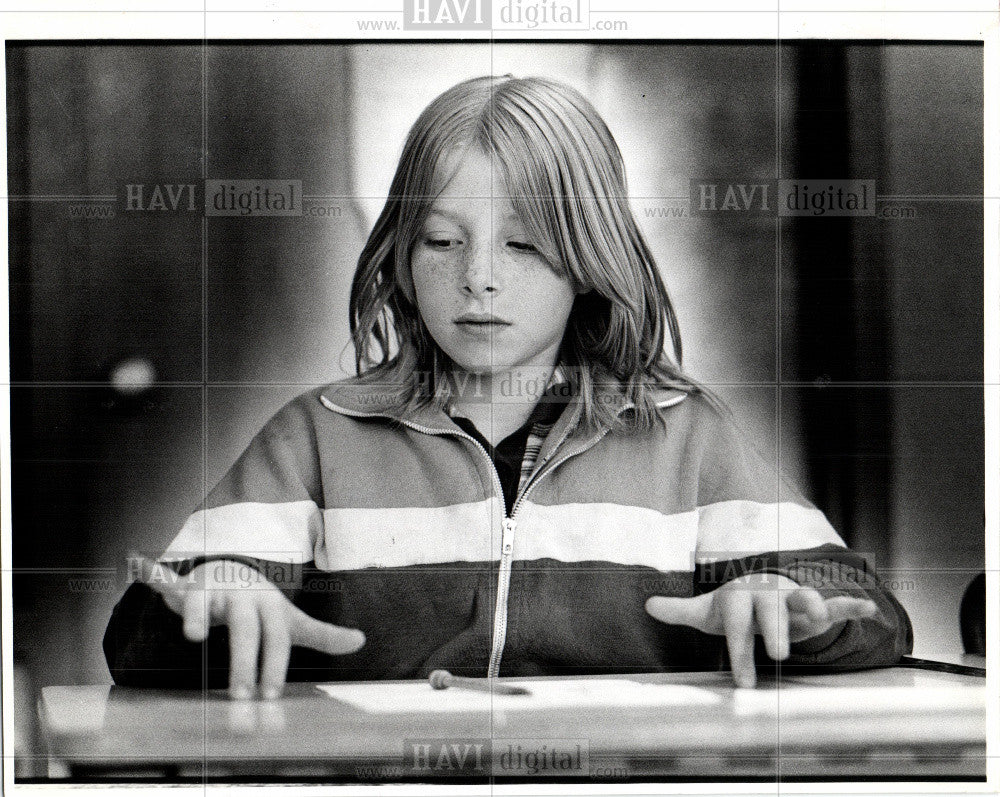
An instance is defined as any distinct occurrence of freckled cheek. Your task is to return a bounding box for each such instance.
[411,251,460,283]
[411,257,468,343]
[411,253,460,308]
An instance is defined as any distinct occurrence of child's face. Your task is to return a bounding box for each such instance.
[410,147,577,381]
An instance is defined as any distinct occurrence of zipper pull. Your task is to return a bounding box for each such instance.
[500,517,516,557]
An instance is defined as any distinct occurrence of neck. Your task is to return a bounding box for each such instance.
[446,365,557,446]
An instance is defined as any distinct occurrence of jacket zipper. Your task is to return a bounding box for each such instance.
[320,398,625,678]
[386,417,517,677]
[482,412,582,676]
[486,516,517,676]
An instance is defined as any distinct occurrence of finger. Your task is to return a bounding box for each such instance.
[720,590,757,688]
[645,593,718,634]
[786,588,829,624]
[182,586,210,642]
[788,613,823,642]
[227,599,261,700]
[786,588,835,642]
[824,596,879,624]
[258,606,291,701]
[754,589,790,661]
[289,609,365,656]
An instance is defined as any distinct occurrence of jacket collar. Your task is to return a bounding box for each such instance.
[319,374,688,458]
[531,379,689,471]
[319,368,572,429]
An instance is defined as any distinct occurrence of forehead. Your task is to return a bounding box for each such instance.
[429,147,518,221]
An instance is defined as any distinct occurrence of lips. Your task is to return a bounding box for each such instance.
[453,312,512,327]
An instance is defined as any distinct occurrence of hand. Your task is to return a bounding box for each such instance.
[134,555,365,700]
[645,573,878,688]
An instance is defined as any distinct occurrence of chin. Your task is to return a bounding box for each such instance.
[441,347,514,376]
[451,361,510,376]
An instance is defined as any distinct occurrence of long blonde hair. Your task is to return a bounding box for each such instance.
[349,74,702,431]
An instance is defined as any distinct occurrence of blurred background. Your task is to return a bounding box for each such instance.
[6,42,984,699]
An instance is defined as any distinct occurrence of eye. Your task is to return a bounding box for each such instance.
[423,237,462,250]
[507,240,538,253]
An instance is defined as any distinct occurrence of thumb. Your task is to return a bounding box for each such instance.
[645,592,716,633]
[288,607,366,656]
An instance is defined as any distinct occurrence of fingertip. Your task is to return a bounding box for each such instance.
[261,685,282,701]
[734,671,757,689]
[763,632,790,663]
[859,600,879,617]
[791,589,829,624]
[229,685,252,701]
[183,625,206,643]
[325,626,365,655]
[828,596,880,622]
[645,596,674,621]
[181,591,208,641]
[183,615,208,642]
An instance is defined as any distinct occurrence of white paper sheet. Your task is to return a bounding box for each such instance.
[316,679,722,713]
[732,684,987,717]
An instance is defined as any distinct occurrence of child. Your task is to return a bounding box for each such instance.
[104,75,912,700]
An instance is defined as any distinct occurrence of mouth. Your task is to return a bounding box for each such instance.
[453,313,512,328]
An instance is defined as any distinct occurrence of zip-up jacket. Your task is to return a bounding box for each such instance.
[104,379,913,687]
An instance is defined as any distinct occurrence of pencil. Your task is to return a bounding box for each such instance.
[428,670,530,695]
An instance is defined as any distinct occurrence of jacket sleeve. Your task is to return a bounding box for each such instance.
[103,395,326,687]
[690,401,913,670]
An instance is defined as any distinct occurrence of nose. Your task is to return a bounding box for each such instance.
[461,243,498,297]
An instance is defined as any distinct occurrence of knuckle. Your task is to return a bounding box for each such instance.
[718,588,745,613]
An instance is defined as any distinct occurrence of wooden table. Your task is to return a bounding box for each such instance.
[34,664,987,783]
